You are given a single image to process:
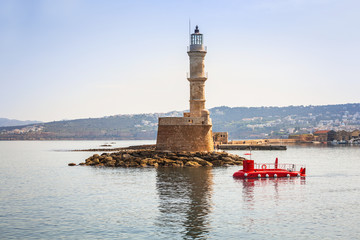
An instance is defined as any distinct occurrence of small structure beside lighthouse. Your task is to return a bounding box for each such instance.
[156,25,214,152]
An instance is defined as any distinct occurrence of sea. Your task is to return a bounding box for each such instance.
[0,140,359,239]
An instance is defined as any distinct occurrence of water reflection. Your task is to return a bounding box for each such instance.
[235,177,306,208]
[155,168,213,239]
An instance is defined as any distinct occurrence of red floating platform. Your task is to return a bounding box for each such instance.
[233,157,306,179]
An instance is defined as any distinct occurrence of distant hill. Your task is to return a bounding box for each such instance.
[210,104,360,139]
[0,118,42,127]
[0,104,359,140]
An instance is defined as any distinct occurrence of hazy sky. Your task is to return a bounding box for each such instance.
[1,0,359,121]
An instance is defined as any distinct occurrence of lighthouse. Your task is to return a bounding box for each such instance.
[188,25,208,118]
[156,26,214,152]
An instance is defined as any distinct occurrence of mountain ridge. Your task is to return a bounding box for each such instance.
[0,118,42,127]
[1,103,359,140]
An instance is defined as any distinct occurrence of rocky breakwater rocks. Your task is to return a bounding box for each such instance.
[79,150,244,168]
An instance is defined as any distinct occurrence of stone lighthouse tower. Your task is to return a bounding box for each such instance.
[156,25,214,152]
[188,25,207,118]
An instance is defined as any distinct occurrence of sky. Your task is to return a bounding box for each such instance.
[1,0,359,121]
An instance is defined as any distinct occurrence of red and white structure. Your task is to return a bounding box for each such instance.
[233,155,306,179]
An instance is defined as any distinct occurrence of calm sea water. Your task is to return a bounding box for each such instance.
[0,141,359,239]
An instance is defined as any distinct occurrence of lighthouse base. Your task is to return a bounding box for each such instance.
[156,117,214,152]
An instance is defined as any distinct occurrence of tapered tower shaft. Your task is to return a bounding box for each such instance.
[188,25,207,118]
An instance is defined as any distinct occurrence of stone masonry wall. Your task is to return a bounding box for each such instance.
[156,124,214,152]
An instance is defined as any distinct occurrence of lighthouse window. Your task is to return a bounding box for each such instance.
[191,34,203,45]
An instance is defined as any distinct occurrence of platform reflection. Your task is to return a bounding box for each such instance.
[235,177,306,208]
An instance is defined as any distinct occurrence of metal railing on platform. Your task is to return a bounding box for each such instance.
[254,163,305,172]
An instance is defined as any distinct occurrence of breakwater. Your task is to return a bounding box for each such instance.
[218,144,286,150]
[72,144,156,152]
[74,149,244,167]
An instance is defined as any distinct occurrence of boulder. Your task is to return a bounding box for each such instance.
[128,161,139,167]
[175,160,184,167]
[211,160,225,166]
[147,159,157,166]
[105,161,116,167]
[140,159,149,165]
[202,161,213,167]
[80,149,243,168]
[116,161,125,167]
[185,161,201,167]
[222,157,235,163]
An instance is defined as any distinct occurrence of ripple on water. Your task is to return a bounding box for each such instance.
[0,142,360,239]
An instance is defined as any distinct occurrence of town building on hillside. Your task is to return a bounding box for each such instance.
[213,132,228,144]
[313,130,336,142]
[289,129,359,143]
[335,130,352,141]
[351,130,360,139]
[299,134,314,142]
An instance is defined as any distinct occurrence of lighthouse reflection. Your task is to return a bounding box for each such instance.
[155,167,213,239]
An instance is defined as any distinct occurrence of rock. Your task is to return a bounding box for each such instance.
[168,156,180,160]
[163,158,175,164]
[222,157,235,163]
[167,152,176,157]
[203,161,213,167]
[147,159,157,166]
[128,161,139,167]
[105,162,116,167]
[211,160,224,166]
[116,161,125,167]
[193,157,204,161]
[68,163,76,166]
[104,157,116,166]
[185,161,201,167]
[99,156,106,163]
[175,160,184,167]
[79,149,243,168]
[192,157,214,166]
